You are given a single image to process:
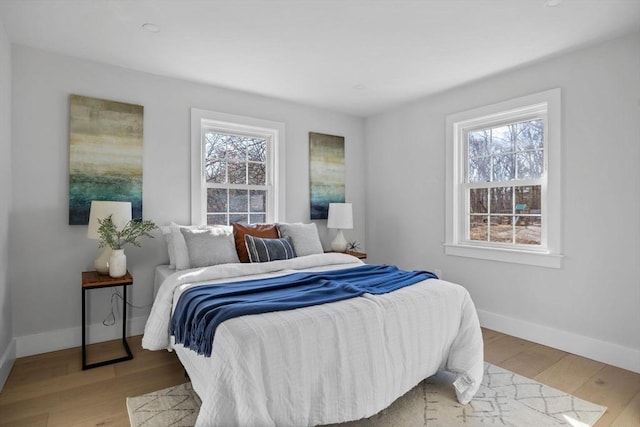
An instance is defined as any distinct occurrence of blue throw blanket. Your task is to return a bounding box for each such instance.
[171,264,437,356]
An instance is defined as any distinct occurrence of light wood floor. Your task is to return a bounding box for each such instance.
[0,329,638,426]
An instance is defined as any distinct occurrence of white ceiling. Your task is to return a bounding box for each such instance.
[1,0,638,117]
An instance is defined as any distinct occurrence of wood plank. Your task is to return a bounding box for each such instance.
[3,348,78,387]
[84,339,132,366]
[534,353,605,394]
[0,363,184,426]
[0,413,48,427]
[499,342,568,379]
[45,366,185,427]
[573,365,640,427]
[0,365,115,406]
[480,327,503,344]
[610,390,640,427]
[483,333,533,365]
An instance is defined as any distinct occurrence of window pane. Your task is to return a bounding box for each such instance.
[228,161,246,184]
[516,119,544,151]
[469,215,487,241]
[490,187,512,214]
[230,213,248,224]
[468,156,490,183]
[517,150,544,179]
[492,154,515,181]
[469,130,490,157]
[229,189,248,212]
[204,131,226,157]
[207,188,227,212]
[226,136,246,162]
[515,185,541,213]
[515,216,541,245]
[470,188,488,213]
[468,129,491,183]
[491,125,515,154]
[249,214,266,224]
[250,190,266,212]
[248,162,266,185]
[489,216,513,243]
[207,214,228,225]
[205,160,226,183]
[247,138,267,162]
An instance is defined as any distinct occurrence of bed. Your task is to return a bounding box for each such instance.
[143,223,483,426]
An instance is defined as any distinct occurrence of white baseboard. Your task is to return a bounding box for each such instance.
[15,315,148,358]
[478,309,640,374]
[0,338,16,391]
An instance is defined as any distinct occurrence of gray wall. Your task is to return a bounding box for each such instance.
[9,45,366,356]
[364,32,640,372]
[5,29,639,374]
[0,18,14,389]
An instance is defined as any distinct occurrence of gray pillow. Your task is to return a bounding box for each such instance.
[180,227,239,268]
[277,223,324,256]
[172,223,210,270]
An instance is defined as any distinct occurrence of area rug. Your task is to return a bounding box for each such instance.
[127,363,606,426]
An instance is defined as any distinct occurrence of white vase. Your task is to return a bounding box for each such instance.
[109,249,127,278]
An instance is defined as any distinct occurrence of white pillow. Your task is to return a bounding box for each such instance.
[169,222,189,270]
[277,223,324,256]
[159,225,175,268]
[180,226,239,268]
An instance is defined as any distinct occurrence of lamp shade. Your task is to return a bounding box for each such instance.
[327,203,353,230]
[87,201,132,239]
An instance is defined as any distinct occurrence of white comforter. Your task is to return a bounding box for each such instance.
[142,253,483,426]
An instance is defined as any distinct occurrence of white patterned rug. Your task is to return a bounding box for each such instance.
[127,363,606,426]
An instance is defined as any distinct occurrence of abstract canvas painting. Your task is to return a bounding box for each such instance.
[309,132,345,220]
[68,95,144,225]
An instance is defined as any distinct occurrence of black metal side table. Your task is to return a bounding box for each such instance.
[81,270,133,370]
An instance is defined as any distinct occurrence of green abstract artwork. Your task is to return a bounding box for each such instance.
[68,95,144,225]
[309,132,345,220]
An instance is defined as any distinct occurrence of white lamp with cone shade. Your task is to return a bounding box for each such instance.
[327,202,353,252]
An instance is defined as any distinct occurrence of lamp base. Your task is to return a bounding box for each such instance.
[331,229,348,252]
[94,247,112,275]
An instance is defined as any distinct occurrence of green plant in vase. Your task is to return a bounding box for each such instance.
[97,215,157,277]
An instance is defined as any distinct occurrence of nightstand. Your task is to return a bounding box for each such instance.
[325,250,367,259]
[346,250,367,259]
[81,270,133,370]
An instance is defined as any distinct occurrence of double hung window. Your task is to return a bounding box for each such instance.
[467,118,544,246]
[191,109,285,226]
[445,89,562,268]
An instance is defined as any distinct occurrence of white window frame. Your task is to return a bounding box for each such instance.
[190,108,286,225]
[445,89,563,268]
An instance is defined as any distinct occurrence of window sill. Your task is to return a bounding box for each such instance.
[444,243,563,269]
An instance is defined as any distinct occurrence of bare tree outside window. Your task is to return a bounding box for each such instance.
[204,131,269,225]
[467,119,544,245]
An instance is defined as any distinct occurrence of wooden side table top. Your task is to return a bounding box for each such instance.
[345,250,367,259]
[325,250,367,259]
[82,271,133,289]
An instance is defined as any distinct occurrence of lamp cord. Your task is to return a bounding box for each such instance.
[102,290,152,326]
